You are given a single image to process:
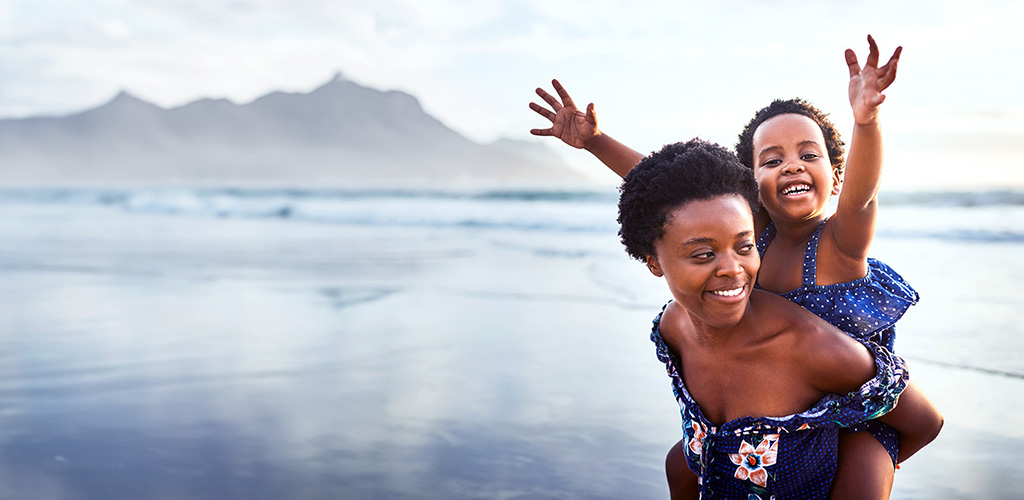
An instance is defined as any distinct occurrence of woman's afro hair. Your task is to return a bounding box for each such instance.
[617,138,758,262]
[734,98,846,174]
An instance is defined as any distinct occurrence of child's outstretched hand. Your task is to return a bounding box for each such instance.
[529,79,599,149]
[846,35,902,125]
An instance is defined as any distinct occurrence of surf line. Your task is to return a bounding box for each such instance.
[905,356,1024,380]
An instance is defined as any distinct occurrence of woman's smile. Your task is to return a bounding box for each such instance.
[647,195,759,329]
[707,284,747,301]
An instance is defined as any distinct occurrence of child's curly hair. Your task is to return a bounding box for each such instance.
[617,138,759,262]
[734,99,846,175]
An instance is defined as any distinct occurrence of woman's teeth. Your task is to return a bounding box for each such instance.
[711,287,744,297]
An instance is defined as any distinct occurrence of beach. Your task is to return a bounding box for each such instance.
[0,188,1021,499]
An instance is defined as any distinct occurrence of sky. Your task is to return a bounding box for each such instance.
[1,0,1022,189]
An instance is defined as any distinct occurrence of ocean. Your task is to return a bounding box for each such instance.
[0,186,1021,499]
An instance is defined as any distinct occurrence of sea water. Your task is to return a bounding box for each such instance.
[0,187,1020,499]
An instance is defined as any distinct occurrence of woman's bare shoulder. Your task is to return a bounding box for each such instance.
[749,291,864,357]
[758,295,875,393]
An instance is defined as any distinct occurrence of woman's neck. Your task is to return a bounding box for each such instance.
[682,299,760,349]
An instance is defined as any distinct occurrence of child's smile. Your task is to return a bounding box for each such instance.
[751,114,839,222]
[781,181,812,197]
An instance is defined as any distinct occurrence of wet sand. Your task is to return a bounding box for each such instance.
[0,201,1019,499]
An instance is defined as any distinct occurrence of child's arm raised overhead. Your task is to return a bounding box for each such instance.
[828,35,902,261]
[529,79,644,178]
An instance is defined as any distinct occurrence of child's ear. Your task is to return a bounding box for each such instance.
[646,254,664,277]
[831,168,843,195]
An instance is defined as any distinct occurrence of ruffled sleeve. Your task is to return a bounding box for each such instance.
[789,258,919,339]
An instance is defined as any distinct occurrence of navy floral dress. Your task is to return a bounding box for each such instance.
[651,307,909,499]
[756,219,919,463]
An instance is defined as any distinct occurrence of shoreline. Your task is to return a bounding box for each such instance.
[0,198,1019,498]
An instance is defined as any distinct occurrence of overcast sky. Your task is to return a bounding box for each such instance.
[2,0,1022,188]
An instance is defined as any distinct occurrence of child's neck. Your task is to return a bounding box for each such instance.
[770,213,827,245]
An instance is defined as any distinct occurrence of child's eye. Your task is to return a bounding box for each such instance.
[801,153,821,161]
[760,158,781,168]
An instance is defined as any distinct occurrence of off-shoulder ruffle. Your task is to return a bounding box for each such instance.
[650,303,909,437]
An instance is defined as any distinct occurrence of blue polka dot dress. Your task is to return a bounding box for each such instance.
[650,306,909,499]
[755,220,919,353]
[755,219,919,464]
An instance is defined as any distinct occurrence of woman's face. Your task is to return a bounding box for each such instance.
[646,195,759,329]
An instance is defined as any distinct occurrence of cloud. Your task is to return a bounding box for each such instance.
[0,0,1022,171]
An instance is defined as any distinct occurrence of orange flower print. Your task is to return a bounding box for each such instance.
[729,436,779,488]
[687,420,707,456]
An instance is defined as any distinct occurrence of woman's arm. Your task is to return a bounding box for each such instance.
[529,79,644,178]
[666,440,700,500]
[806,328,941,463]
[877,380,944,463]
[809,323,941,463]
[828,35,902,261]
[802,322,879,395]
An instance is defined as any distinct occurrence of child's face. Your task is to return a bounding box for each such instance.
[750,114,841,223]
[645,195,759,329]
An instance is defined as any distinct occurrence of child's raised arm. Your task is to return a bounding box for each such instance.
[828,35,902,261]
[529,79,644,178]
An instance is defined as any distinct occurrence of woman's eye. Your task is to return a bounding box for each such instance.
[738,243,755,254]
[693,251,714,260]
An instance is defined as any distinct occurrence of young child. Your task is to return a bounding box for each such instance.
[530,36,925,498]
[616,138,941,499]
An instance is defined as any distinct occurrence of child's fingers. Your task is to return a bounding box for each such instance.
[879,57,900,90]
[884,46,903,67]
[882,47,902,79]
[535,87,562,111]
[552,79,577,109]
[529,101,556,122]
[865,34,880,68]
[845,49,861,78]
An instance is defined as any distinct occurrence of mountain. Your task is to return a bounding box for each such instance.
[0,73,591,186]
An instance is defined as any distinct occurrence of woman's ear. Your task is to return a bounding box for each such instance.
[646,254,663,277]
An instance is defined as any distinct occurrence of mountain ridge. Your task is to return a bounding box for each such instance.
[0,74,590,187]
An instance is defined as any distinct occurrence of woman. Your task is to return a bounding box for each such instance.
[616,139,942,499]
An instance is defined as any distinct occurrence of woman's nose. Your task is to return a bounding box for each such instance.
[716,253,744,276]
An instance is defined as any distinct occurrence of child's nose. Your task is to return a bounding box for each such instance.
[782,161,805,174]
